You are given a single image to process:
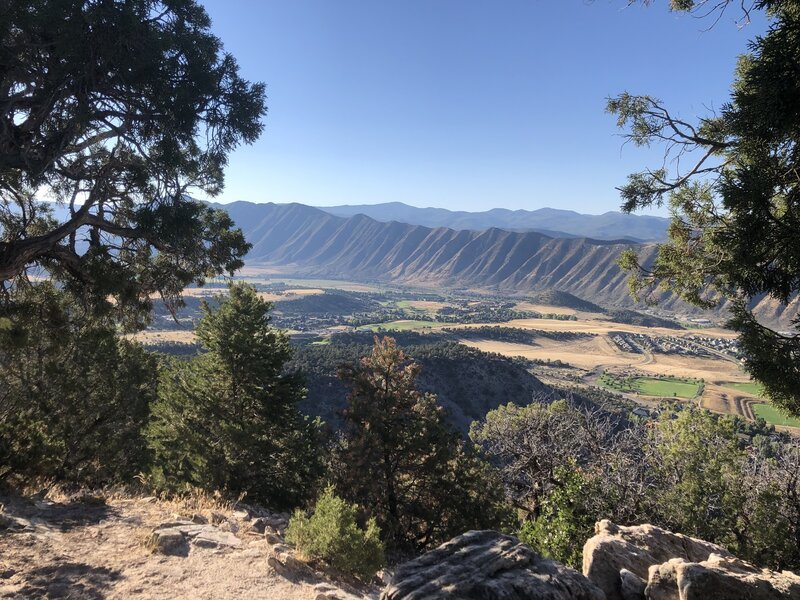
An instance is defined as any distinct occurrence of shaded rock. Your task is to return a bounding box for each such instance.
[209,510,227,525]
[150,521,241,554]
[583,520,731,600]
[646,554,800,600]
[250,517,270,533]
[619,568,646,600]
[265,531,283,545]
[149,528,189,555]
[381,530,605,600]
[190,512,209,524]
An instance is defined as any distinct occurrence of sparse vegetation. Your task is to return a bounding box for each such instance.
[286,485,385,581]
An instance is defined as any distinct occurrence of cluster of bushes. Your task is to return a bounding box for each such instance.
[0,283,507,578]
[471,400,800,572]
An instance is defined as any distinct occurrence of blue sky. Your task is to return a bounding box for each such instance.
[199,0,766,215]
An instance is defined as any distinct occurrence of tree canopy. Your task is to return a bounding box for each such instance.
[612,0,800,414]
[333,336,509,556]
[0,0,263,323]
[148,284,323,508]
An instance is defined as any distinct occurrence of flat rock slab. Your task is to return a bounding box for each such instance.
[381,529,606,600]
[647,554,800,600]
[150,521,241,555]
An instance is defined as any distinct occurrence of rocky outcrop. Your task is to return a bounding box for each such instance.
[149,520,242,555]
[583,520,800,600]
[381,530,606,600]
[583,520,732,600]
[647,554,800,600]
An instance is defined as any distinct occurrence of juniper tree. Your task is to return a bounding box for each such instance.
[611,0,800,414]
[0,0,262,324]
[0,282,157,484]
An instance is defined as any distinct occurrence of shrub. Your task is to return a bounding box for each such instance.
[286,486,385,580]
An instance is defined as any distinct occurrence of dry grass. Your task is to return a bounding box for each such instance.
[129,330,197,344]
[460,336,644,371]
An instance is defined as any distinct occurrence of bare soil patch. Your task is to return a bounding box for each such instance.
[0,493,376,600]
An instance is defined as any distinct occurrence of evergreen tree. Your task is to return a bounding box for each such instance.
[148,284,322,508]
[0,282,157,484]
[333,336,508,556]
[612,0,800,414]
[1,0,261,324]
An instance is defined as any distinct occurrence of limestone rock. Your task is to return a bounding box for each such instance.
[192,529,242,549]
[583,520,732,600]
[619,569,646,600]
[381,530,606,600]
[646,554,800,600]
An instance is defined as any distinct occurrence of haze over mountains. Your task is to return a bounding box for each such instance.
[316,201,670,242]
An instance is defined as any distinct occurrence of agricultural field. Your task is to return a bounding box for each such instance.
[753,403,800,428]
[357,319,446,332]
[599,373,701,399]
[722,381,764,396]
[138,275,799,432]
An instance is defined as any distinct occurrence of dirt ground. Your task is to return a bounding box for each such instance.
[0,492,377,600]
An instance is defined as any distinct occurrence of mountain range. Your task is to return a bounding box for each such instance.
[221,201,659,305]
[315,202,670,242]
[215,201,800,328]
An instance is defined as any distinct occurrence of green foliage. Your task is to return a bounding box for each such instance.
[1,0,262,323]
[475,399,800,571]
[610,1,800,414]
[0,283,156,484]
[286,486,385,581]
[652,408,745,545]
[517,463,597,570]
[333,336,510,556]
[147,284,322,508]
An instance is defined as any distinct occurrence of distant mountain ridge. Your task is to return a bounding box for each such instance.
[315,201,670,242]
[215,201,799,329]
[217,201,659,308]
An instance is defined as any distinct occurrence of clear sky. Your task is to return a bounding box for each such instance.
[199,0,766,215]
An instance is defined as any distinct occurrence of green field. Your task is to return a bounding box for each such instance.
[600,373,700,399]
[357,320,444,332]
[722,381,765,396]
[753,403,800,428]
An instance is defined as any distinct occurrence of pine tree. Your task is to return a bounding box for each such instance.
[333,336,508,555]
[148,284,322,508]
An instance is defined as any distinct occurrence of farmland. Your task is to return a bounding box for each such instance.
[599,373,701,399]
[137,275,798,431]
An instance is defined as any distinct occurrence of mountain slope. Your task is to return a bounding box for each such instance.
[221,201,657,308]
[317,201,669,242]
[219,201,800,328]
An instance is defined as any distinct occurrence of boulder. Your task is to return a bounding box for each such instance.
[646,554,800,600]
[149,528,189,555]
[381,530,606,600]
[192,529,242,549]
[583,520,732,600]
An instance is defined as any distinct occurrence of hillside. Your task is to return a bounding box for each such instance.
[217,202,799,328]
[288,336,556,433]
[219,201,656,307]
[317,202,670,242]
